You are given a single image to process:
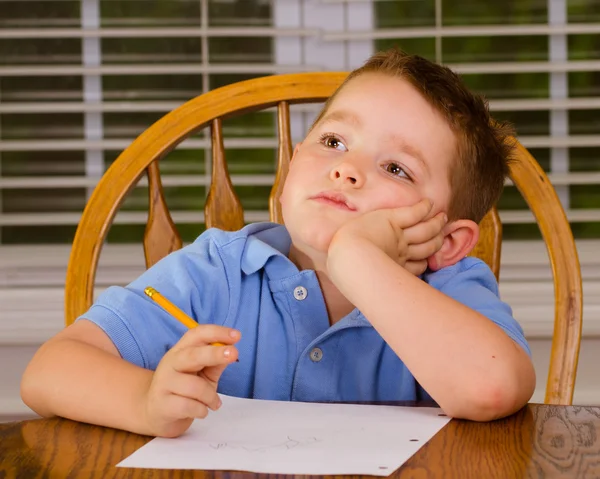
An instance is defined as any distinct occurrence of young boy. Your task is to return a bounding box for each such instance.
[21,49,535,438]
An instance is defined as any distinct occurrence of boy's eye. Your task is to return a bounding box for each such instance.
[319,133,347,152]
[385,163,411,179]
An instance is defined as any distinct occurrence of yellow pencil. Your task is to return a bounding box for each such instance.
[144,286,228,349]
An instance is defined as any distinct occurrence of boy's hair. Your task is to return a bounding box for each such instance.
[312,48,516,223]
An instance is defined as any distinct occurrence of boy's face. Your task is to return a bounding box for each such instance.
[280,72,457,256]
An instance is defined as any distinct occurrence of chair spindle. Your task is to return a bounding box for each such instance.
[470,208,502,280]
[205,118,245,231]
[143,160,183,268]
[269,101,293,224]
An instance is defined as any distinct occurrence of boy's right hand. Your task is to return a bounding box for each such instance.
[328,198,446,277]
[142,325,240,438]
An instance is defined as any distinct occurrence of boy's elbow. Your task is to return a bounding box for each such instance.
[20,350,55,418]
[20,369,44,417]
[443,369,536,422]
[20,373,43,416]
[453,386,520,422]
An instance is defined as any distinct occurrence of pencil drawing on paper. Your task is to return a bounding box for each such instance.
[209,436,321,453]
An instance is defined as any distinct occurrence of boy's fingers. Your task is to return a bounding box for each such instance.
[167,394,210,420]
[403,213,447,245]
[169,373,222,411]
[404,259,428,276]
[391,198,433,228]
[406,236,444,261]
[176,325,241,350]
[171,344,238,374]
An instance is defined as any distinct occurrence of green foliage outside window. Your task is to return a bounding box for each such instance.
[1,0,600,244]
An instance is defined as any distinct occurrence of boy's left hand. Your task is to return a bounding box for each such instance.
[328,198,447,276]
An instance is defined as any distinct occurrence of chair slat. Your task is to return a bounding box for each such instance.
[269,101,293,224]
[143,160,183,268]
[205,118,245,231]
[470,207,502,281]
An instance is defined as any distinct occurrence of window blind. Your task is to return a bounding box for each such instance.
[1,0,599,251]
[4,1,600,416]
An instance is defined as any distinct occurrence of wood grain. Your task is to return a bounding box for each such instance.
[204,118,245,231]
[404,405,600,478]
[509,143,582,405]
[2,405,600,478]
[64,72,582,405]
[143,160,183,268]
[269,101,293,224]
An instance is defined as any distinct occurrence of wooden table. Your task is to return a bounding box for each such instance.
[1,403,600,478]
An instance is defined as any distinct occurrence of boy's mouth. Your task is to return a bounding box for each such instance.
[310,191,357,211]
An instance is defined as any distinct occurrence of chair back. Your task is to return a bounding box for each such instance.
[65,72,582,405]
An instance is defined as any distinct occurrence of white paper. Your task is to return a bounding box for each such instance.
[117,394,451,476]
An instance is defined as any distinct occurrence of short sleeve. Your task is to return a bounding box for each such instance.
[77,233,231,370]
[432,259,531,357]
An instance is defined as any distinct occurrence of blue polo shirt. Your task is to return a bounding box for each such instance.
[79,222,530,403]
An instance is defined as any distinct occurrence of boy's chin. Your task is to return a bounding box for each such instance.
[293,226,336,256]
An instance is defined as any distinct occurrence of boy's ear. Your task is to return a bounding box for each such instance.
[427,219,479,271]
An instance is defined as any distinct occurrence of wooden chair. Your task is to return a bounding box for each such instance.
[64,72,582,405]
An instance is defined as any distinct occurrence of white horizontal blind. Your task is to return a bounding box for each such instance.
[4,1,600,419]
[1,0,600,244]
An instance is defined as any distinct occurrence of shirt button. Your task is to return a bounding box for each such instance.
[293,286,308,301]
[309,347,323,362]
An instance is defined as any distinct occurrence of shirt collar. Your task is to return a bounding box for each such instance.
[240,222,293,275]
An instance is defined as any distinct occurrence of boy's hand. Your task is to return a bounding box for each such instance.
[328,198,447,276]
[142,325,240,438]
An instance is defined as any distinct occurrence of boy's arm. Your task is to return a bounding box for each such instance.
[21,319,156,434]
[21,319,239,437]
[327,234,535,421]
[21,232,238,436]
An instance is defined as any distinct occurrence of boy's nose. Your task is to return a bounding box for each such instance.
[330,162,365,187]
